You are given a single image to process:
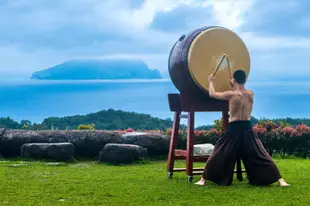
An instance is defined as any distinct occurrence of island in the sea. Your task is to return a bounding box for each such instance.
[31,58,162,80]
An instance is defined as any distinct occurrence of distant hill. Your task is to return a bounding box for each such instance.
[40,109,174,130]
[0,109,177,131]
[31,59,162,80]
[1,109,310,131]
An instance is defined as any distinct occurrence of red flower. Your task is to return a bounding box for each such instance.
[208,128,221,135]
[126,128,134,132]
[253,125,267,136]
[282,126,297,137]
[296,124,310,135]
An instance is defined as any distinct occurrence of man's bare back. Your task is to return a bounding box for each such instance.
[229,90,253,122]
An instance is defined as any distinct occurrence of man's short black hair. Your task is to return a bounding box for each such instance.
[233,70,247,84]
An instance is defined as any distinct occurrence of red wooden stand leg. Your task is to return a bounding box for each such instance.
[167,111,181,178]
[186,109,194,182]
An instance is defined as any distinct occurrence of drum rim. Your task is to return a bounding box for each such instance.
[168,40,178,81]
[168,27,213,93]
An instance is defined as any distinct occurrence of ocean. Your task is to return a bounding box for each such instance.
[1,79,310,126]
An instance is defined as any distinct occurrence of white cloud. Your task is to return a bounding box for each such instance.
[203,0,255,31]
[130,0,200,28]
[240,32,310,51]
[100,0,255,31]
[75,53,169,75]
[0,44,70,76]
[94,0,198,30]
[104,0,310,52]
[1,0,310,78]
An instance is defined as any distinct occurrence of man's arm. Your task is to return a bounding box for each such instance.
[229,79,236,90]
[208,76,234,100]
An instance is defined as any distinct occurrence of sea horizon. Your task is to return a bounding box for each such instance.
[1,78,310,126]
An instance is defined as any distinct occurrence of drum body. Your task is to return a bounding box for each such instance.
[168,26,250,98]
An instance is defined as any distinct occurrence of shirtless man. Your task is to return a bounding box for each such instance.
[195,70,290,187]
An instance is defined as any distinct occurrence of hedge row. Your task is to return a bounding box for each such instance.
[118,121,310,158]
[165,123,310,158]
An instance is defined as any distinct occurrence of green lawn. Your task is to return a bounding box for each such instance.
[0,158,309,206]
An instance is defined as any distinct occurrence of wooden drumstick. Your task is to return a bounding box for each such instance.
[226,56,235,89]
[226,55,232,79]
[212,54,227,77]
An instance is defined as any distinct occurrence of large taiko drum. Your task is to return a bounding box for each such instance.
[168,26,250,97]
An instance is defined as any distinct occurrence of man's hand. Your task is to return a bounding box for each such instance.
[208,75,216,82]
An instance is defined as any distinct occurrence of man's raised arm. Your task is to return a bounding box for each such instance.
[208,75,233,100]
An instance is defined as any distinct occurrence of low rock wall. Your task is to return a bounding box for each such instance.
[0,129,170,159]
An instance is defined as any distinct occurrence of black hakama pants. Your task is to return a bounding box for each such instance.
[203,120,281,186]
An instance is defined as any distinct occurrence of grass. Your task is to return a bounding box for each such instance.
[0,158,309,206]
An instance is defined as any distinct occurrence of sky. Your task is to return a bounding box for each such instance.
[1,0,310,80]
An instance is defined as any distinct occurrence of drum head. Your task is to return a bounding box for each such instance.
[187,27,250,93]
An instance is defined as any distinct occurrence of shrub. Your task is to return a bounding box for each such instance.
[111,121,310,158]
[77,124,95,130]
[214,118,224,132]
[167,122,310,158]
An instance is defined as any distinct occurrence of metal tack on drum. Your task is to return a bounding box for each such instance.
[168,26,251,97]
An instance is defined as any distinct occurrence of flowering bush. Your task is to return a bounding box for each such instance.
[296,124,310,134]
[113,121,310,158]
[253,124,267,136]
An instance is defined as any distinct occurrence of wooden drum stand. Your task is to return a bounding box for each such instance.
[166,26,250,183]
[166,92,245,182]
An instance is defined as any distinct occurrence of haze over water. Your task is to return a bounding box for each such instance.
[0,79,309,127]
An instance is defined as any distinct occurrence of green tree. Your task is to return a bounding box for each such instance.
[21,120,32,130]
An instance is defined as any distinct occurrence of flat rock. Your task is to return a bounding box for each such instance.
[99,143,148,165]
[21,143,75,161]
[193,143,214,156]
[0,129,168,158]
[45,162,67,166]
[0,129,44,157]
[0,129,123,158]
[67,130,123,158]
[122,132,169,156]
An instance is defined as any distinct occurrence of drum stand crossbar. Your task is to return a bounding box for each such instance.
[166,93,246,182]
